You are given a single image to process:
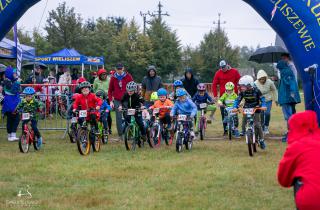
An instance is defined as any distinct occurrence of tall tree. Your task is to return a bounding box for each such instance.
[111,19,153,81]
[199,28,240,82]
[45,1,83,51]
[147,19,181,81]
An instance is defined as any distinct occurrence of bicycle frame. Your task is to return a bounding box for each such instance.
[23,120,35,144]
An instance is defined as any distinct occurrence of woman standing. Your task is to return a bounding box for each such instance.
[2,67,21,141]
[255,70,278,134]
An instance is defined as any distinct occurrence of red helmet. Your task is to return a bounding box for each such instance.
[97,69,107,77]
[77,77,86,84]
[110,70,116,75]
[197,83,206,91]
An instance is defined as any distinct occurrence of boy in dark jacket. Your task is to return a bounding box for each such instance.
[182,67,199,98]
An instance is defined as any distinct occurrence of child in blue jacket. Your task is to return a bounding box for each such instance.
[96,90,111,133]
[171,89,198,138]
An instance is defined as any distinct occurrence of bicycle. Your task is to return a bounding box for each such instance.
[68,111,78,143]
[175,114,193,153]
[99,110,109,144]
[122,108,145,151]
[224,107,238,141]
[237,107,266,157]
[149,107,174,148]
[18,113,42,153]
[197,103,209,141]
[75,109,102,155]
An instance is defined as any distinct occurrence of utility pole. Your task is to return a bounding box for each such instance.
[148,1,169,22]
[213,13,226,60]
[213,13,226,32]
[140,11,149,35]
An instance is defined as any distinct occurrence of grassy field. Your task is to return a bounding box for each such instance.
[0,103,303,210]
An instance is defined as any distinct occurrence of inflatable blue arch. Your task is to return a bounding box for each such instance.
[0,0,319,119]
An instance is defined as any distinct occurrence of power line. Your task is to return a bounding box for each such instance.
[148,1,169,22]
[169,24,272,31]
[213,13,226,32]
[37,0,49,31]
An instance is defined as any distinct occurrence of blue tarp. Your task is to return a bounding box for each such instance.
[0,37,35,60]
[35,48,104,66]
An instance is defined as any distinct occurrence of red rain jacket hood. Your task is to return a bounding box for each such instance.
[277,111,320,210]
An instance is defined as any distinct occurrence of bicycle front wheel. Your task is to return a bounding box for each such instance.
[124,125,136,151]
[76,129,90,155]
[200,118,206,141]
[91,132,101,152]
[19,134,29,153]
[247,131,254,157]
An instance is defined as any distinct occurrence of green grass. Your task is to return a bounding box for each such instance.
[0,103,303,210]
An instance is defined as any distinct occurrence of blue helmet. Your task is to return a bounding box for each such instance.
[23,87,36,95]
[176,89,187,97]
[173,80,183,87]
[157,88,167,96]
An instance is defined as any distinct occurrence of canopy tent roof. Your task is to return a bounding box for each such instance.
[0,37,35,60]
[34,48,104,66]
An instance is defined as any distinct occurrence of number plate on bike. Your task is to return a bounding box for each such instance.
[199,103,207,109]
[127,109,136,116]
[153,108,160,114]
[178,115,187,121]
[79,110,87,118]
[71,117,78,123]
[22,113,30,120]
[243,108,254,115]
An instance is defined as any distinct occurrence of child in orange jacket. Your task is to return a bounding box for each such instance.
[149,88,174,129]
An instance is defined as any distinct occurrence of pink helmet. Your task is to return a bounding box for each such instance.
[197,83,206,91]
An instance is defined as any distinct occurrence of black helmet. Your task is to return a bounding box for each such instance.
[79,81,91,89]
[96,90,106,99]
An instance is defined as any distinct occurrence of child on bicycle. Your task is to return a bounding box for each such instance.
[217,82,240,137]
[192,83,216,132]
[95,90,111,134]
[119,81,147,140]
[170,89,198,138]
[72,81,102,134]
[169,80,190,102]
[149,88,174,129]
[233,75,267,149]
[17,87,43,144]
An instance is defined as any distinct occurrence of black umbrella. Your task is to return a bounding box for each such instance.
[0,64,6,72]
[249,46,289,64]
[22,62,47,70]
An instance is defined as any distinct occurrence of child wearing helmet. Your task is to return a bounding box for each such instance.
[149,88,174,129]
[73,81,103,134]
[96,90,112,134]
[170,88,198,138]
[233,75,267,149]
[218,82,240,137]
[17,87,43,145]
[119,81,146,140]
[169,80,191,101]
[192,83,216,134]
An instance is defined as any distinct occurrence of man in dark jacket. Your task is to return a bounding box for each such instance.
[182,67,199,98]
[141,65,162,107]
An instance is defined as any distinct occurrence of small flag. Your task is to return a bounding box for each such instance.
[14,24,23,77]
[271,5,277,21]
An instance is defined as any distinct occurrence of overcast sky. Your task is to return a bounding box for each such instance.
[18,0,276,48]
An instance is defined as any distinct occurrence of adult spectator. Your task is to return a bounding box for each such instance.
[182,67,199,98]
[25,65,44,84]
[93,69,112,134]
[212,60,241,134]
[71,68,79,82]
[277,111,320,210]
[277,60,301,142]
[141,65,162,107]
[56,66,64,83]
[58,69,72,92]
[281,53,298,82]
[108,63,133,138]
[254,70,278,134]
[90,72,97,84]
[2,67,21,141]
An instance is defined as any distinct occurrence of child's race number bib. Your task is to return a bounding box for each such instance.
[178,115,187,121]
[243,108,254,115]
[22,113,30,120]
[79,110,87,118]
[127,109,136,116]
[199,103,207,109]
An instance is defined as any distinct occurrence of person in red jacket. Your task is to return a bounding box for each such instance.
[108,63,133,138]
[212,60,241,135]
[73,81,102,134]
[277,110,320,210]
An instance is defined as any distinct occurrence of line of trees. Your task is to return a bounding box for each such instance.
[4,1,273,82]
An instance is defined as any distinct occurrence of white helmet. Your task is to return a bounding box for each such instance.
[238,75,254,87]
[219,60,227,68]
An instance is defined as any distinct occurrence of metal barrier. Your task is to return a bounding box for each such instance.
[0,92,71,139]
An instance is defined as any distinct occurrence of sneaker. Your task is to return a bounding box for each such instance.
[190,131,195,138]
[108,129,112,135]
[223,130,228,136]
[264,127,270,135]
[240,131,245,137]
[195,131,199,136]
[7,133,11,141]
[11,133,19,141]
[259,139,266,150]
[234,130,240,138]
[37,137,43,148]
